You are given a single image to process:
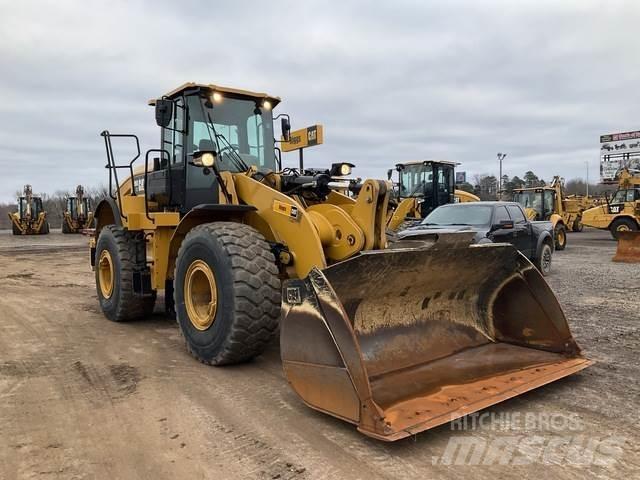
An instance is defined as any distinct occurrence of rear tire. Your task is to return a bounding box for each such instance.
[610,218,638,240]
[535,242,553,276]
[62,220,71,234]
[554,223,567,250]
[174,222,280,365]
[12,223,20,235]
[95,225,156,322]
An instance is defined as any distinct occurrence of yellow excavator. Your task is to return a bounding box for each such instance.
[387,160,479,231]
[8,185,49,235]
[62,185,94,233]
[91,82,591,441]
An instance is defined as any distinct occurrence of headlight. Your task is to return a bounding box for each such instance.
[193,151,216,167]
[330,162,355,177]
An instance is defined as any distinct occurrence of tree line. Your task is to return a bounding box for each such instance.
[457,171,616,201]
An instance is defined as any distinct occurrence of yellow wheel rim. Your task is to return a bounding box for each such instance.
[98,250,114,299]
[184,259,218,331]
[617,224,631,232]
[558,229,566,244]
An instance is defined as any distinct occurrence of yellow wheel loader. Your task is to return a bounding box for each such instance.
[8,185,49,235]
[582,169,640,240]
[91,82,591,441]
[512,177,577,250]
[386,160,479,231]
[62,185,94,234]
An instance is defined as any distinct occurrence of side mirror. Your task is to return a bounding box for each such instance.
[281,117,291,142]
[491,220,514,231]
[155,99,173,128]
[387,169,393,180]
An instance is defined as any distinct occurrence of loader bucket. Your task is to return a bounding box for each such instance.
[613,231,640,263]
[280,234,592,441]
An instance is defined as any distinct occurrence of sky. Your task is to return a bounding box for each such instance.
[1,0,639,202]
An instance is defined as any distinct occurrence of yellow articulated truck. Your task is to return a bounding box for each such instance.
[512,176,589,250]
[62,185,94,234]
[8,184,49,235]
[90,82,590,441]
[582,169,640,239]
[387,160,479,231]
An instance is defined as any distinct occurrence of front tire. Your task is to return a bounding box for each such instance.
[610,218,638,240]
[535,242,553,276]
[554,223,567,250]
[95,225,156,321]
[572,217,583,232]
[174,222,281,365]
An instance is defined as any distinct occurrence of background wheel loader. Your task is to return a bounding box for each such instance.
[91,82,591,441]
[8,185,49,235]
[512,176,581,250]
[386,160,479,231]
[582,169,640,239]
[62,185,94,233]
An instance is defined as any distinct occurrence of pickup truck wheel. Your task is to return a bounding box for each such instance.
[610,218,638,240]
[554,224,567,250]
[535,242,553,276]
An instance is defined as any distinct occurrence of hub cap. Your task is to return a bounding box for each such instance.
[184,259,218,330]
[98,250,114,299]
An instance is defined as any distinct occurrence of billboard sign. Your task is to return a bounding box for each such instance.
[600,130,640,183]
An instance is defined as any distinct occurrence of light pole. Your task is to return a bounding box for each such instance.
[497,152,507,199]
[585,160,589,197]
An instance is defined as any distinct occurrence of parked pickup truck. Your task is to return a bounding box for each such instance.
[398,201,556,275]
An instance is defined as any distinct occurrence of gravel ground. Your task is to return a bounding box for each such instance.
[0,228,637,479]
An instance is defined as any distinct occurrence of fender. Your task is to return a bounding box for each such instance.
[94,197,122,235]
[166,204,257,280]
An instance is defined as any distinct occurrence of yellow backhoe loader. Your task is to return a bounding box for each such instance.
[387,160,479,231]
[62,185,94,233]
[512,176,581,250]
[8,185,49,235]
[582,169,640,239]
[91,82,591,441]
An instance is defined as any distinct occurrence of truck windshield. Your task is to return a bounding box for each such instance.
[399,164,432,198]
[421,204,493,226]
[189,96,276,172]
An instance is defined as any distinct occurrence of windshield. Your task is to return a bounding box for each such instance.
[421,204,493,226]
[188,96,276,172]
[513,190,543,215]
[399,164,433,198]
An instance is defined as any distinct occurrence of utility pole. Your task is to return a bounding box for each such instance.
[497,153,507,199]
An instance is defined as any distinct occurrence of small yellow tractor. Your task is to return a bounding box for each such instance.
[512,176,582,250]
[8,185,49,235]
[90,82,590,441]
[386,160,479,231]
[582,169,640,239]
[62,185,94,234]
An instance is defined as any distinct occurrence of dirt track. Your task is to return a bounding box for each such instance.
[0,229,638,479]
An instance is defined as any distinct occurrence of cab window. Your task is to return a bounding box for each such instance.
[493,206,510,224]
[507,205,527,224]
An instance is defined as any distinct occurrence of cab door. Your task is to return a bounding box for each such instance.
[507,204,533,257]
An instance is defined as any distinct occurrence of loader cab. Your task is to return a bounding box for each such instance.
[607,187,640,214]
[147,84,279,214]
[67,197,91,220]
[513,188,555,221]
[18,196,43,220]
[396,160,455,217]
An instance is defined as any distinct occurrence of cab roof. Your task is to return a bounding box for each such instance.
[148,82,281,107]
[396,160,460,168]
